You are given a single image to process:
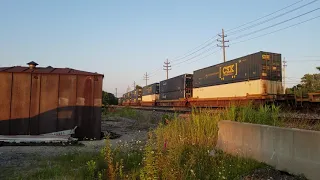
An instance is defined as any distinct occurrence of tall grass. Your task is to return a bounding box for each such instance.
[13,104,286,180]
[103,106,138,120]
[224,103,281,126]
[89,106,268,179]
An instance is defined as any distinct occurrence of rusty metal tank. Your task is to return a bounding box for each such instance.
[0,62,104,139]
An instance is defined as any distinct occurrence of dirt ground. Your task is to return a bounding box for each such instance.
[0,116,150,180]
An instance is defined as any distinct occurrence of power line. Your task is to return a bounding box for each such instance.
[171,46,219,66]
[145,1,316,79]
[230,8,320,41]
[170,36,218,63]
[288,59,320,62]
[227,0,318,36]
[225,0,305,32]
[175,49,221,69]
[230,15,320,45]
[170,0,307,64]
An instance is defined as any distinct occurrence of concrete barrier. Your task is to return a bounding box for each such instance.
[216,120,320,180]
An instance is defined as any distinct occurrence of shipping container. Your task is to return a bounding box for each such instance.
[142,83,159,96]
[159,89,192,100]
[142,94,159,102]
[193,80,283,98]
[118,98,123,105]
[0,62,104,139]
[130,88,142,99]
[193,51,282,88]
[160,74,193,93]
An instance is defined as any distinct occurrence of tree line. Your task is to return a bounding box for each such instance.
[286,67,320,96]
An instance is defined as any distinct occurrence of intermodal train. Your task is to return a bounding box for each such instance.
[118,51,320,108]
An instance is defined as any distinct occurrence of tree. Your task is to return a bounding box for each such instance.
[317,67,320,71]
[287,73,320,96]
[136,85,142,89]
[102,91,118,105]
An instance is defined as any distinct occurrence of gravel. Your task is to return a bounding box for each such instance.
[240,167,307,180]
[0,116,150,179]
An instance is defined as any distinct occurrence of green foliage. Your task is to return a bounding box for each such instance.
[286,73,320,96]
[105,107,138,119]
[224,103,280,126]
[10,152,102,180]
[102,91,118,106]
[86,160,97,179]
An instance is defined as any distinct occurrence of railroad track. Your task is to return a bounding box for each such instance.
[108,105,320,121]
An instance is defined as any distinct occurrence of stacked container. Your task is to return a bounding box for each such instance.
[142,83,159,102]
[159,74,193,100]
[130,87,142,104]
[193,51,282,98]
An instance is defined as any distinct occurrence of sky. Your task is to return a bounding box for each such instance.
[0,0,319,96]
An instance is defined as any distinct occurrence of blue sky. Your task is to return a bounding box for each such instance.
[1,0,319,96]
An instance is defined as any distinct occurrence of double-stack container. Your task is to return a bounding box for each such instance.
[142,83,159,102]
[130,88,142,105]
[192,51,283,98]
[159,74,193,100]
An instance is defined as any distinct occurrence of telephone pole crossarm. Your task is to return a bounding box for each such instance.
[217,28,229,63]
[163,59,171,80]
[143,72,150,86]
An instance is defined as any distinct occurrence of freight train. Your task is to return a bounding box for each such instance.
[119,51,320,108]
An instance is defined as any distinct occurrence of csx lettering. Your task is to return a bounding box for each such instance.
[262,54,270,60]
[223,65,234,75]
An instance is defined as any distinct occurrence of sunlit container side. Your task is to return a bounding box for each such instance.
[193,51,282,88]
[193,80,283,98]
[142,94,159,102]
[142,83,159,96]
[160,74,193,93]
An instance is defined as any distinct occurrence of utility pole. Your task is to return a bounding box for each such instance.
[217,28,229,62]
[132,81,136,90]
[163,59,171,80]
[143,72,149,86]
[283,57,287,94]
[115,88,117,97]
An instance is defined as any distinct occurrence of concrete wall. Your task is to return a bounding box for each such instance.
[216,120,320,180]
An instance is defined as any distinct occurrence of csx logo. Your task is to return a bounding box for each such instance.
[223,65,235,76]
[262,54,270,60]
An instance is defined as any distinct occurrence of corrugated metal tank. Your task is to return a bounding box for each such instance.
[0,63,103,139]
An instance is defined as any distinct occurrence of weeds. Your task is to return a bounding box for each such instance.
[11,104,307,180]
[103,106,138,120]
[223,103,281,126]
